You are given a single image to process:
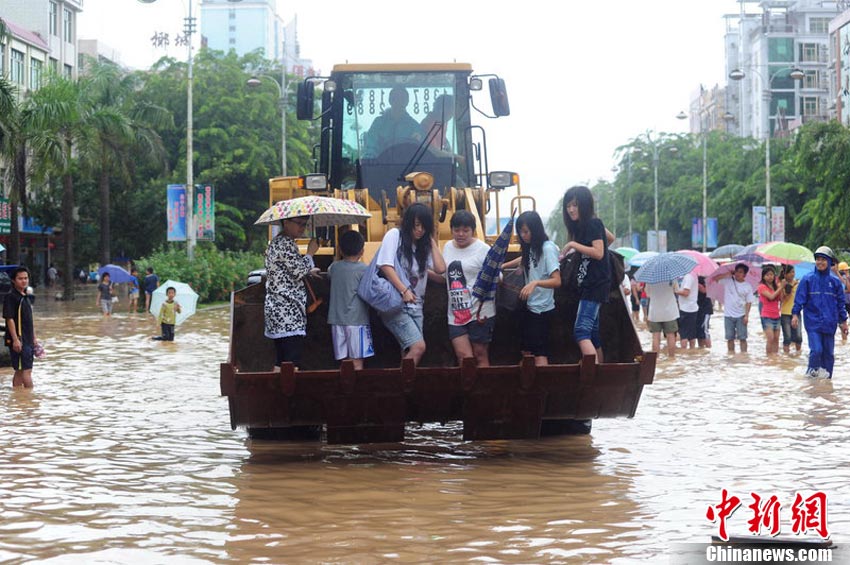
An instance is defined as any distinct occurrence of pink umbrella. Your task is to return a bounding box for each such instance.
[675,249,718,277]
[706,261,762,304]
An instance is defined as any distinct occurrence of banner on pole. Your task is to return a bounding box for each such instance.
[770,206,785,242]
[647,230,668,253]
[691,218,719,249]
[0,197,11,235]
[194,184,215,241]
[167,184,187,241]
[167,184,215,242]
[752,206,767,244]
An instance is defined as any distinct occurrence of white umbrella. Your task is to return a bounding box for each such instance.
[149,280,199,326]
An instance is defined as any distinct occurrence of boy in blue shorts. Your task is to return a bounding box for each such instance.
[327,230,373,369]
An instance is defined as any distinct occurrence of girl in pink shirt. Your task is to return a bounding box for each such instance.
[758,266,782,354]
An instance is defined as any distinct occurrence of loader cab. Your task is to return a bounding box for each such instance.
[297,63,509,207]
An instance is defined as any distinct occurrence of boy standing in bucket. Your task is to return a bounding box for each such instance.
[792,246,848,378]
[153,287,182,342]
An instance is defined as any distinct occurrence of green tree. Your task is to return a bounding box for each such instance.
[78,58,171,265]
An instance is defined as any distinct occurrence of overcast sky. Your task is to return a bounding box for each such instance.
[79,0,734,219]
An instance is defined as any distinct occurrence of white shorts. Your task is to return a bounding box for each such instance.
[331,325,374,361]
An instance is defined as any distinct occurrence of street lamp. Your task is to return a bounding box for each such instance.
[610,166,618,236]
[139,0,243,259]
[247,69,287,176]
[676,108,708,252]
[729,65,804,242]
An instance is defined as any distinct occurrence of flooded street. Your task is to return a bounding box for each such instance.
[1,287,848,563]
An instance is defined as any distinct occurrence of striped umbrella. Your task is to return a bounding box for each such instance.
[634,252,698,284]
[471,210,516,308]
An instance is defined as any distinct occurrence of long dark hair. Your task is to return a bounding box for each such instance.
[761,265,778,291]
[515,210,548,272]
[562,185,596,241]
[398,203,434,276]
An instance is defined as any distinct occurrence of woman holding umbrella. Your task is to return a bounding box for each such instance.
[264,216,319,367]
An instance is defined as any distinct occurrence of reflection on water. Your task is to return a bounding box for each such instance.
[1,288,848,563]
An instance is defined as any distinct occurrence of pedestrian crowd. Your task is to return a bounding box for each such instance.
[632,246,849,379]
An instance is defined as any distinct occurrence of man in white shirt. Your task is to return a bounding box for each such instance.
[646,280,680,356]
[711,263,755,353]
[675,272,699,349]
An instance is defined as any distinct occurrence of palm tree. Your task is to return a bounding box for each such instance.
[78,59,170,265]
[26,77,90,300]
[0,75,30,266]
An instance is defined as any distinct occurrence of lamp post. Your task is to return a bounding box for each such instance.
[729,65,804,242]
[139,0,243,259]
[676,108,708,252]
[610,166,618,237]
[641,132,677,252]
[247,65,287,176]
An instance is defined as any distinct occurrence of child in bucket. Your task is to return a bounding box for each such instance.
[153,286,181,341]
[327,230,373,369]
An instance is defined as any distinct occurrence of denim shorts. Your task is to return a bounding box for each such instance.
[448,317,495,344]
[724,316,748,341]
[574,299,602,349]
[761,317,780,331]
[380,305,424,350]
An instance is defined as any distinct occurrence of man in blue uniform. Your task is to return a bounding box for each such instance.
[792,246,849,378]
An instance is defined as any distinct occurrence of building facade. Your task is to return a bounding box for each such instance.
[686,84,733,134]
[724,0,841,139]
[0,0,82,80]
[0,18,50,96]
[828,7,850,125]
[199,0,315,77]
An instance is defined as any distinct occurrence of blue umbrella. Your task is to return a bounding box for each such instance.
[628,250,659,268]
[634,252,698,284]
[97,264,135,284]
[471,210,516,312]
[709,244,744,260]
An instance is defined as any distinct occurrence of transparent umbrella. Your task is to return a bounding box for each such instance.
[149,280,199,326]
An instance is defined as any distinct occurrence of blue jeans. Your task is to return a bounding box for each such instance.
[780,314,802,346]
[574,299,602,349]
[805,329,835,377]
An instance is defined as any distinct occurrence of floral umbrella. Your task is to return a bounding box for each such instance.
[254,196,371,227]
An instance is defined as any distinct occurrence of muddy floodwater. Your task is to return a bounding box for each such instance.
[1,287,848,563]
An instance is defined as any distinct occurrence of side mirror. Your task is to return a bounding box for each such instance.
[489,78,510,117]
[296,81,314,120]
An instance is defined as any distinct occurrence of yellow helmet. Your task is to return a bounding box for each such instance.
[839,262,850,272]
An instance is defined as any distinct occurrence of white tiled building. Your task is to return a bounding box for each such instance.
[724,0,841,139]
[0,18,50,96]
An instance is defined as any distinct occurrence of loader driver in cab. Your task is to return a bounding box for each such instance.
[364,86,423,158]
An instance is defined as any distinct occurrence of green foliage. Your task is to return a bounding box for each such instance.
[138,243,264,303]
[591,124,850,252]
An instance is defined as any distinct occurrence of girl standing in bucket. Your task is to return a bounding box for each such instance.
[503,210,561,366]
[561,185,615,363]
[374,203,446,366]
